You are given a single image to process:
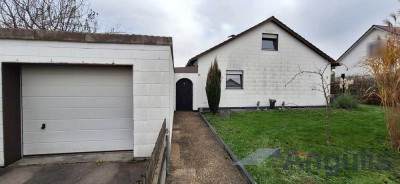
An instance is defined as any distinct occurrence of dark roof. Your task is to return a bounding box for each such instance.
[186,16,337,66]
[336,25,398,62]
[0,28,172,46]
[174,66,198,73]
[375,25,400,34]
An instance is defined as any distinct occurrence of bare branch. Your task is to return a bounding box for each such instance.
[0,0,103,33]
[285,63,333,145]
[2,0,18,28]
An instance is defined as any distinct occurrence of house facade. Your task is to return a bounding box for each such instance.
[0,16,337,167]
[336,25,391,77]
[0,29,174,166]
[176,16,336,110]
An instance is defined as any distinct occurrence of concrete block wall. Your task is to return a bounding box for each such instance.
[174,73,199,110]
[0,39,174,165]
[196,22,332,108]
[336,28,386,77]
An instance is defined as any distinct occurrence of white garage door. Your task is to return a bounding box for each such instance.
[22,65,134,155]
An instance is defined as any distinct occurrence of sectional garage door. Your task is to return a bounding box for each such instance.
[22,65,133,155]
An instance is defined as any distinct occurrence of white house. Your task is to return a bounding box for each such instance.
[0,28,174,166]
[335,25,392,77]
[175,16,337,110]
[0,16,337,167]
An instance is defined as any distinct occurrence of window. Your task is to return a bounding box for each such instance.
[226,70,243,89]
[262,33,278,50]
[368,41,383,58]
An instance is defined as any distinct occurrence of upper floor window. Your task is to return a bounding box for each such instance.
[226,70,243,89]
[368,41,383,58]
[262,33,278,51]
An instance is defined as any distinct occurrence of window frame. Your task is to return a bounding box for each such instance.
[226,70,244,89]
[261,33,279,51]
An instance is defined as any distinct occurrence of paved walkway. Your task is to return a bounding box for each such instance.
[168,112,246,184]
[0,152,147,184]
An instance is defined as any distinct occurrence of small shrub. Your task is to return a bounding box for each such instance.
[205,58,222,114]
[331,75,382,105]
[362,90,382,105]
[333,93,359,109]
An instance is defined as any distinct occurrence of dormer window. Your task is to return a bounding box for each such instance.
[262,33,278,51]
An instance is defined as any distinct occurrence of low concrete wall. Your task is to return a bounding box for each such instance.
[141,119,168,184]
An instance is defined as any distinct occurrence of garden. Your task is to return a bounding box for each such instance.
[202,12,400,182]
[205,105,400,184]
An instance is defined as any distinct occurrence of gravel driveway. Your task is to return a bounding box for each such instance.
[168,111,246,184]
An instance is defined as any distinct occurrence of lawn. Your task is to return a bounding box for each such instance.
[205,105,400,184]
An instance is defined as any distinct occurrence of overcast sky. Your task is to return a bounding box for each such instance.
[91,0,399,67]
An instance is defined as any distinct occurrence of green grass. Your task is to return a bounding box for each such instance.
[205,105,400,184]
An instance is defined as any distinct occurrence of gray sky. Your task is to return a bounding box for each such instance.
[91,0,399,67]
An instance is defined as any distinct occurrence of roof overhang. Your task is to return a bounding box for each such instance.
[174,66,198,73]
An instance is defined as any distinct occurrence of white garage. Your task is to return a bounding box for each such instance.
[22,65,134,155]
[0,28,175,166]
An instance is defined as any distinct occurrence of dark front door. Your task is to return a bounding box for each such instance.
[176,79,193,111]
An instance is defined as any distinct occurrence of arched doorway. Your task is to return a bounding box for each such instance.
[176,78,193,111]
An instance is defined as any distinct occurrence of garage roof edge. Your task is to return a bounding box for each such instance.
[174,66,198,73]
[0,28,172,46]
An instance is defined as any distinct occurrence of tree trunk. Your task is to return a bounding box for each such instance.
[326,107,331,145]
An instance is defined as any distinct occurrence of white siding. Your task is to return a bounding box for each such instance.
[0,63,4,166]
[174,73,199,111]
[168,56,175,150]
[196,22,331,108]
[336,29,386,76]
[0,39,173,165]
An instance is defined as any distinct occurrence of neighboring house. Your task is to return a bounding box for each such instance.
[176,16,337,110]
[0,29,174,166]
[226,79,241,88]
[336,25,393,77]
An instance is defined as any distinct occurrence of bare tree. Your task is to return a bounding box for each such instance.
[0,0,99,32]
[286,64,333,145]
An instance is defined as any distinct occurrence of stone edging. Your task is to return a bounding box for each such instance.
[198,112,258,184]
